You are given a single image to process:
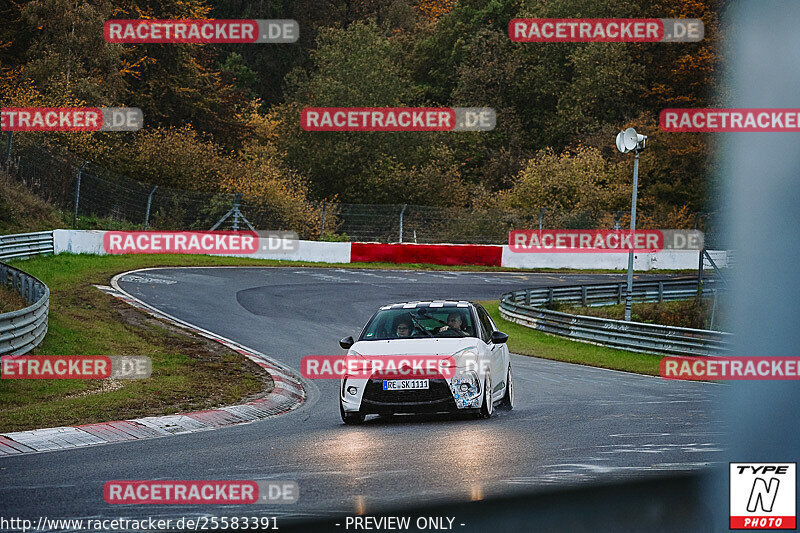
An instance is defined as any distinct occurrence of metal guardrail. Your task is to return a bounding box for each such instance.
[0,231,54,260]
[0,231,53,355]
[0,262,49,355]
[500,277,732,356]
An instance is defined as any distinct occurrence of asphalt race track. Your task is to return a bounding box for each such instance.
[0,268,720,526]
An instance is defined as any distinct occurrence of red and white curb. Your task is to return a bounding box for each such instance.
[0,271,306,457]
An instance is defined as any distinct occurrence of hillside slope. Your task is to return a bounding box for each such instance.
[0,170,65,234]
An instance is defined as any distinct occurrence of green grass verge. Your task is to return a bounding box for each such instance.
[480,300,662,376]
[560,298,727,331]
[0,254,278,432]
[6,252,698,275]
[0,284,28,314]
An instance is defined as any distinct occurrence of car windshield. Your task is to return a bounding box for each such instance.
[359,307,477,341]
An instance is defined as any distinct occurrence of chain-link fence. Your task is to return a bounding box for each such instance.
[323,204,723,246]
[2,139,310,234]
[322,203,516,244]
[1,133,724,246]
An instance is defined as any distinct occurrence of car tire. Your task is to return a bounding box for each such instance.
[499,365,514,411]
[478,374,493,419]
[340,402,365,425]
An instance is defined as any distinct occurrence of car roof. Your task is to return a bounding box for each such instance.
[378,301,473,310]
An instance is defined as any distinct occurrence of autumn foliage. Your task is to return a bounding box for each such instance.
[0,0,722,233]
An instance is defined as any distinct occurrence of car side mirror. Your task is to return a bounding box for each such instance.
[340,336,355,349]
[491,331,509,344]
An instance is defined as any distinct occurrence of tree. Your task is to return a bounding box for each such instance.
[490,146,628,228]
[14,0,125,104]
[276,19,468,203]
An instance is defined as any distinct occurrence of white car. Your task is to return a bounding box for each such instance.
[338,301,513,424]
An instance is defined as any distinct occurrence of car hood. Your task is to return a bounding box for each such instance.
[349,338,479,356]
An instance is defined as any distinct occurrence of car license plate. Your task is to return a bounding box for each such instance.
[382,379,429,390]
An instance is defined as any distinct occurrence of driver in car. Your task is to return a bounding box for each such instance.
[394,316,414,338]
[436,312,464,334]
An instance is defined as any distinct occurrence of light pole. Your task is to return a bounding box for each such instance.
[615,127,647,321]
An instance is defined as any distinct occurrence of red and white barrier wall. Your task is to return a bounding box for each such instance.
[52,230,727,270]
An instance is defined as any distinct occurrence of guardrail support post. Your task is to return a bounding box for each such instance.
[232,193,241,231]
[73,162,87,229]
[658,281,664,303]
[143,185,158,230]
[548,287,554,305]
[581,286,587,306]
[710,289,718,330]
[399,204,407,243]
[525,289,531,306]
[618,283,624,304]
[697,247,705,298]
[320,201,326,237]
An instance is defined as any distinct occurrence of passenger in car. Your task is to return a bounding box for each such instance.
[394,316,413,338]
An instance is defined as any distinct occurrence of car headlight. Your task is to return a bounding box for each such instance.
[451,369,480,400]
[454,369,479,386]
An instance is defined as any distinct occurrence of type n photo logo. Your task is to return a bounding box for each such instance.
[730,463,796,529]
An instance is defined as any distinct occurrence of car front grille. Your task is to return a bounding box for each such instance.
[360,378,456,412]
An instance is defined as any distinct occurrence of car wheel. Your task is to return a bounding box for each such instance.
[479,374,493,419]
[499,365,514,411]
[340,401,365,425]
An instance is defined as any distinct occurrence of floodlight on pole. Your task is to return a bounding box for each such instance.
[616,127,647,321]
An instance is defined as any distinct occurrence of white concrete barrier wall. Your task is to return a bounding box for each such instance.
[53,229,107,255]
[53,230,351,263]
[501,246,726,270]
[52,230,723,270]
[234,240,351,263]
[501,246,637,269]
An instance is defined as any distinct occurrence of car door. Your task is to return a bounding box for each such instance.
[475,304,505,400]
[484,308,510,388]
